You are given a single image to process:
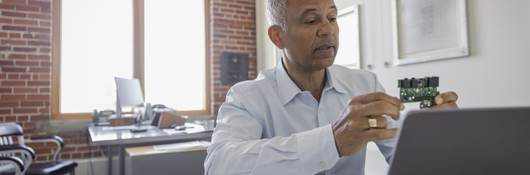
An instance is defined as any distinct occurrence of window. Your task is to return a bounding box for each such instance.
[52,0,210,119]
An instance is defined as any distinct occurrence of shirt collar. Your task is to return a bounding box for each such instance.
[275,62,347,105]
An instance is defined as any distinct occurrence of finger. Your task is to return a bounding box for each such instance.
[333,105,362,129]
[357,101,401,120]
[435,91,458,105]
[364,128,398,141]
[432,102,458,109]
[349,92,403,109]
[357,116,388,130]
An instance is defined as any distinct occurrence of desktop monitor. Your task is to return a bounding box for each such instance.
[115,77,145,118]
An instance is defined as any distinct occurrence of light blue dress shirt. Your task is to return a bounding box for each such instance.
[205,63,397,175]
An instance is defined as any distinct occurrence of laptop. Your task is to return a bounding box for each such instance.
[388,107,530,175]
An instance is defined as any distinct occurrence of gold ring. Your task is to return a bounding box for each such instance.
[368,118,378,128]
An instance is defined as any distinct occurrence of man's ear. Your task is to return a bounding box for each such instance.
[268,25,285,49]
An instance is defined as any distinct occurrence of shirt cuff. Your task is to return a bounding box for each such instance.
[296,124,340,172]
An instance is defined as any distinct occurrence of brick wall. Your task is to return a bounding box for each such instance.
[0,0,57,161]
[1,0,256,162]
[211,0,257,112]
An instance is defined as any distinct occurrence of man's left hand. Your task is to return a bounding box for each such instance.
[432,91,459,109]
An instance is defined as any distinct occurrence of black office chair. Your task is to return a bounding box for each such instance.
[0,156,25,175]
[0,123,77,175]
[0,123,35,175]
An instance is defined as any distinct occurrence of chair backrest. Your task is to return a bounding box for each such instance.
[0,123,24,146]
[0,123,27,174]
[0,123,24,145]
[0,123,23,136]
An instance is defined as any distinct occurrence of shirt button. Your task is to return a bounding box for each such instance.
[320,161,326,168]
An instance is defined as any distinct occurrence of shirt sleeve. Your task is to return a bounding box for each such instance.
[373,74,398,162]
[204,88,340,175]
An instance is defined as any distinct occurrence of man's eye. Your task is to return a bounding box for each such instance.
[304,20,316,24]
[329,17,337,23]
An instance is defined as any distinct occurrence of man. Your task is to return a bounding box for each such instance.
[204,0,458,174]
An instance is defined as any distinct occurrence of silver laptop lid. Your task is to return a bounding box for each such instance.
[388,107,530,175]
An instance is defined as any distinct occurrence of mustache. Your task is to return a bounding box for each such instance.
[314,39,337,51]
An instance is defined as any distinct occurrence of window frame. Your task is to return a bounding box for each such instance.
[51,0,211,120]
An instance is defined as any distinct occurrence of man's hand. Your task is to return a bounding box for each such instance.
[332,92,403,157]
[432,91,459,109]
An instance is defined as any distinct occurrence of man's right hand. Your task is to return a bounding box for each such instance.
[331,92,403,157]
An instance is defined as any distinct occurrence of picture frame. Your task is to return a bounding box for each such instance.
[391,0,469,66]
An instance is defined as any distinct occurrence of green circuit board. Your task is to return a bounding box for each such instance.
[398,77,440,108]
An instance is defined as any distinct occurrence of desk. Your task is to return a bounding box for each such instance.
[88,123,213,175]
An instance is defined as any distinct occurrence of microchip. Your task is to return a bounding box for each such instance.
[398,77,440,108]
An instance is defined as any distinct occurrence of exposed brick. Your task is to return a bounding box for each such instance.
[2,25,27,31]
[0,60,15,65]
[38,108,48,113]
[9,33,21,38]
[1,80,26,86]
[28,54,49,60]
[39,87,50,93]
[0,109,12,114]
[0,88,13,93]
[28,67,50,73]
[60,153,71,160]
[22,122,36,130]
[1,94,25,101]
[14,4,40,12]
[25,94,48,101]
[39,21,50,27]
[0,4,16,10]
[14,19,38,25]
[28,40,50,46]
[17,116,29,121]
[1,66,27,72]
[28,0,50,8]
[14,87,38,93]
[29,115,49,121]
[39,48,50,53]
[1,11,26,18]
[13,108,38,114]
[27,13,49,20]
[4,116,17,122]
[19,74,31,79]
[8,54,26,59]
[27,27,50,33]
[0,46,12,51]
[3,0,28,5]
[21,101,44,107]
[15,60,39,66]
[13,47,37,52]
[27,80,49,86]
[0,17,13,24]
[6,73,20,79]
[1,39,26,45]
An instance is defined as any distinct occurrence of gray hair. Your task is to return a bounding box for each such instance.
[266,0,288,29]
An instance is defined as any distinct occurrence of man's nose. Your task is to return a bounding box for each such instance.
[317,19,336,37]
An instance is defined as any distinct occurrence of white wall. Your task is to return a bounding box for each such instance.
[363,0,530,108]
[256,0,277,72]
[357,0,530,174]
